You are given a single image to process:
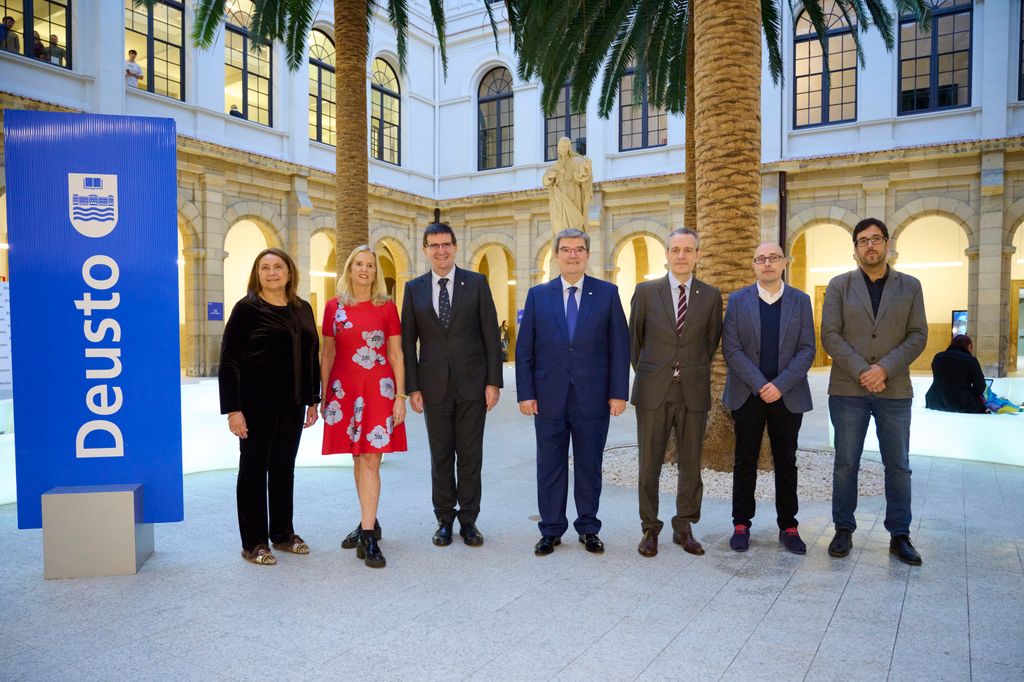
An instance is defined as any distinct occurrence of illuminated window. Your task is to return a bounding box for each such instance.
[619,66,666,151]
[899,0,972,115]
[794,1,857,128]
[224,0,272,126]
[478,67,514,170]
[308,29,335,145]
[124,0,184,100]
[370,57,400,164]
[544,83,586,161]
[0,0,71,69]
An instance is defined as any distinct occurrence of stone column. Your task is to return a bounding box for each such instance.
[761,172,781,243]
[182,246,206,377]
[862,178,889,225]
[975,151,1007,375]
[287,173,314,300]
[512,211,532,316]
[199,171,227,376]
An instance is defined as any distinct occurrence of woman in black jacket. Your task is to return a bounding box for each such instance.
[925,334,987,414]
[219,248,321,565]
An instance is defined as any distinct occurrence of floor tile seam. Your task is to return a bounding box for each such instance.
[801,542,867,682]
[885,555,915,679]
[632,553,755,680]
[719,557,809,680]
[547,551,697,680]
[547,610,633,681]
[962,461,974,682]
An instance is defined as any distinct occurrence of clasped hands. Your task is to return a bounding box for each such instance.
[858,364,888,393]
[518,399,626,417]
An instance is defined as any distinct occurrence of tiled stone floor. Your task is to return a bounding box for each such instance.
[1,368,1022,681]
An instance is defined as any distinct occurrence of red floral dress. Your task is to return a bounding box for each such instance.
[321,298,408,456]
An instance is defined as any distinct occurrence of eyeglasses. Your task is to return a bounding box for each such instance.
[752,254,785,265]
[558,246,588,255]
[425,242,455,251]
[855,235,887,248]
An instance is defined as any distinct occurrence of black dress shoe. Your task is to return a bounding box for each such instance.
[341,519,382,549]
[534,535,561,556]
[459,522,484,546]
[578,533,605,553]
[828,529,853,558]
[356,530,386,568]
[432,521,453,546]
[890,534,922,566]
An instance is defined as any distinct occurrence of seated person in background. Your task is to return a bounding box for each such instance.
[925,334,987,414]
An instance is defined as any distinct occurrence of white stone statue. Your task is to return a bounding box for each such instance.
[542,137,593,234]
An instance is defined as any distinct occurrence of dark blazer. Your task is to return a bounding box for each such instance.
[821,268,928,399]
[722,284,816,413]
[629,275,723,411]
[515,275,630,419]
[401,266,503,405]
[218,297,321,414]
[925,346,987,413]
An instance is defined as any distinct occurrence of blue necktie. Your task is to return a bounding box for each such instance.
[566,286,578,340]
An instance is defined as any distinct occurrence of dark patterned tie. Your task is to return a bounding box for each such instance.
[438,277,452,329]
[566,286,579,340]
[676,284,687,334]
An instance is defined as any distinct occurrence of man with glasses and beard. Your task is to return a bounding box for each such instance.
[822,218,927,566]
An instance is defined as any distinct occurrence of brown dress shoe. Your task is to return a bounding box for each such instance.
[637,530,658,557]
[673,530,705,555]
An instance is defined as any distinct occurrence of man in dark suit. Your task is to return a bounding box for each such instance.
[516,228,630,556]
[822,218,927,566]
[722,242,816,555]
[630,228,722,558]
[401,218,503,547]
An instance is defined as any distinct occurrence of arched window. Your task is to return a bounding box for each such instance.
[899,0,972,114]
[478,67,514,170]
[544,82,586,161]
[794,1,857,128]
[619,65,666,151]
[224,0,272,126]
[370,58,400,165]
[308,29,335,145]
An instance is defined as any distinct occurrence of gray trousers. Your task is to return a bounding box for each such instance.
[636,382,706,534]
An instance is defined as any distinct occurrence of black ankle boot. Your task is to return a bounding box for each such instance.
[341,519,382,549]
[356,530,386,568]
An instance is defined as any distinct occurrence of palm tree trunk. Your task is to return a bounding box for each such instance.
[335,0,370,268]
[693,0,763,472]
[684,5,695,231]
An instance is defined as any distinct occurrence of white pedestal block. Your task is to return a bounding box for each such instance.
[42,484,154,579]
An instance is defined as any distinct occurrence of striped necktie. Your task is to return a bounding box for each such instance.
[676,284,687,334]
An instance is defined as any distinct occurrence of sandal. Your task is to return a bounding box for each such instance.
[241,544,277,565]
[272,534,310,555]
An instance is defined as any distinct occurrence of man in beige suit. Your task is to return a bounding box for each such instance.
[630,228,723,557]
[822,218,927,566]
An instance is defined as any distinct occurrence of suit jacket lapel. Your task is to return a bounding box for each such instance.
[546,278,571,343]
[850,270,875,321]
[779,285,796,345]
[874,270,898,327]
[573,275,596,341]
[658,276,676,330]
[746,285,762,346]
[680,278,707,340]
[447,266,469,327]
[418,272,444,331]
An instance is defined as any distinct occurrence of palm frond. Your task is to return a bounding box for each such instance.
[191,0,229,48]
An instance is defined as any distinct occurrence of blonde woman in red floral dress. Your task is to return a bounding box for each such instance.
[321,245,407,568]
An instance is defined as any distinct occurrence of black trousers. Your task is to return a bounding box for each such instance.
[236,405,304,551]
[423,375,486,525]
[731,394,802,529]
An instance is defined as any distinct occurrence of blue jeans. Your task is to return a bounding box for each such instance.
[829,395,913,537]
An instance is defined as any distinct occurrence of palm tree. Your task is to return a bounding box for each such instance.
[139,0,448,270]
[506,0,929,470]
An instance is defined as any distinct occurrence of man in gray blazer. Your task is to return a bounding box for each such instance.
[722,242,816,554]
[630,228,723,558]
[822,218,928,566]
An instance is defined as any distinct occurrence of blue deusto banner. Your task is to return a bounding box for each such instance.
[4,111,183,529]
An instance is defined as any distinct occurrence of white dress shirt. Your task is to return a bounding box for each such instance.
[431,268,456,317]
[757,281,785,305]
[561,276,584,313]
[668,272,693,313]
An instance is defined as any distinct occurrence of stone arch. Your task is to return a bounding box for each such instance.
[1003,196,1024,243]
[466,59,518,99]
[785,205,861,256]
[177,199,201,249]
[534,238,553,277]
[890,197,977,248]
[609,223,667,270]
[224,200,284,248]
[467,232,518,270]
